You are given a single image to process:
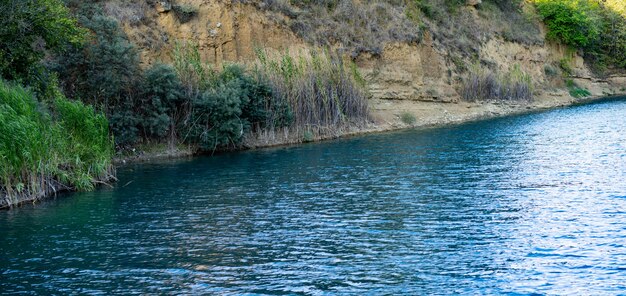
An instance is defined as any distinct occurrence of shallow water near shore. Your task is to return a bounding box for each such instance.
[2,97,626,295]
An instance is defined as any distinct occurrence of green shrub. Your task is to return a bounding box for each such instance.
[140,64,184,139]
[559,58,573,75]
[565,79,591,98]
[52,10,142,145]
[544,64,559,77]
[569,87,592,98]
[535,0,599,48]
[109,110,140,146]
[171,43,289,151]
[54,13,141,107]
[400,112,417,125]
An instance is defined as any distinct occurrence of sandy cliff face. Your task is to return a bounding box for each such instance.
[117,0,625,126]
[124,0,304,65]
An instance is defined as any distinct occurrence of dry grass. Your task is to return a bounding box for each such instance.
[251,48,371,142]
[102,0,149,26]
[462,65,533,102]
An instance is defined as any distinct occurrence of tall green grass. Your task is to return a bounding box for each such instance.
[0,80,114,208]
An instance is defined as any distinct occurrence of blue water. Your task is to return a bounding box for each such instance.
[2,98,626,295]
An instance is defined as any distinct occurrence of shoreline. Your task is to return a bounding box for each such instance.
[4,91,623,209]
[114,91,626,165]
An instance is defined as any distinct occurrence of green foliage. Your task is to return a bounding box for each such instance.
[140,64,184,139]
[171,43,290,151]
[109,110,140,146]
[559,58,574,75]
[53,12,141,107]
[534,0,599,48]
[569,87,592,98]
[544,64,559,77]
[0,80,113,206]
[400,112,417,125]
[0,0,87,91]
[565,79,591,98]
[52,9,142,145]
[534,0,626,71]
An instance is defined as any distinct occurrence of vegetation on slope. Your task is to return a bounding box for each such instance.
[253,0,542,58]
[0,0,113,207]
[534,0,626,71]
[0,81,113,208]
[51,3,370,151]
[462,65,533,102]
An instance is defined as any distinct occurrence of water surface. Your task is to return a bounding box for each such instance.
[2,98,626,295]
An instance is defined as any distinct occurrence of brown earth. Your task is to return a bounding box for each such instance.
[107,0,626,162]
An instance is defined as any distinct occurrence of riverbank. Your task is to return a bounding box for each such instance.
[114,88,626,165]
[5,89,624,209]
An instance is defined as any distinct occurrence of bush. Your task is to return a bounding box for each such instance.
[140,64,184,139]
[544,64,559,77]
[52,10,142,145]
[534,0,599,48]
[565,79,591,98]
[171,43,289,151]
[400,112,417,125]
[462,65,533,102]
[53,13,141,107]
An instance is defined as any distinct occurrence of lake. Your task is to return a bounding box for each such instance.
[2,97,626,295]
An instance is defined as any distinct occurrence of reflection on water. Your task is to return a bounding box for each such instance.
[2,98,626,294]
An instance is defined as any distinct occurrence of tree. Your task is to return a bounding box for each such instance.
[0,0,86,85]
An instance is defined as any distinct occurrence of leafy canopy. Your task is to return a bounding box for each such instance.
[0,0,86,83]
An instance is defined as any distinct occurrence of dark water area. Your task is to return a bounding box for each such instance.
[2,97,626,295]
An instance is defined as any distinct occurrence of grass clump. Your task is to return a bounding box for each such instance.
[462,64,533,102]
[253,48,370,140]
[173,3,198,23]
[565,79,591,98]
[0,81,113,208]
[400,112,417,125]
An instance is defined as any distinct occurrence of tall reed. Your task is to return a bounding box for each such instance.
[0,80,114,208]
[462,65,533,102]
[252,48,371,142]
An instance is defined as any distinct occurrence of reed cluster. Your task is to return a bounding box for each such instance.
[461,65,533,102]
[251,49,371,143]
[0,81,114,208]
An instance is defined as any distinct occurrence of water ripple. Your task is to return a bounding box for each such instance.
[2,98,626,295]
